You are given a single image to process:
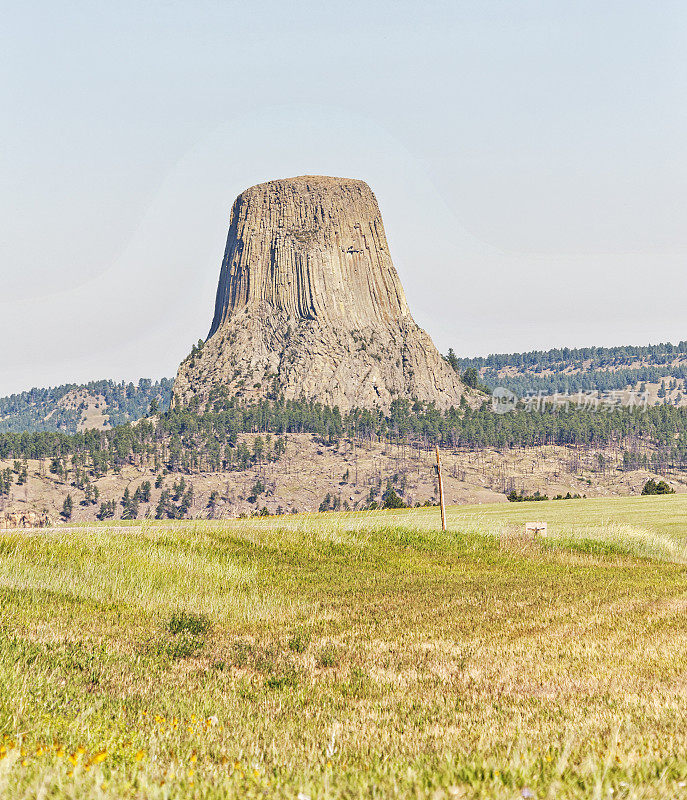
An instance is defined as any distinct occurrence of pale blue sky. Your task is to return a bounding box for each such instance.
[2,1,687,394]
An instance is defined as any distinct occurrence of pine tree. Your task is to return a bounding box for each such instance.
[462,367,479,389]
[123,493,139,520]
[446,348,460,373]
[61,494,73,521]
[155,489,171,519]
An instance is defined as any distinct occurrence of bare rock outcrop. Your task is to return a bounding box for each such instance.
[173,175,466,411]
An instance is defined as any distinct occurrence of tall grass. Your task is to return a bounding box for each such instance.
[1,496,686,798]
[0,527,299,623]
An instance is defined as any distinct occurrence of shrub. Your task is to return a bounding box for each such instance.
[382,486,406,509]
[157,611,211,661]
[265,667,299,690]
[231,640,254,668]
[168,610,211,637]
[165,630,205,660]
[341,665,372,699]
[316,642,341,668]
[641,479,675,495]
[288,629,312,653]
[506,489,549,502]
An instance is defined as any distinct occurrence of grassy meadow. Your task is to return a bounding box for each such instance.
[1,495,687,798]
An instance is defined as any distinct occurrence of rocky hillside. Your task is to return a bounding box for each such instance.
[173,175,468,411]
[0,378,172,434]
[1,433,683,525]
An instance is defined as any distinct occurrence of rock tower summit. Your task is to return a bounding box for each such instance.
[173,175,466,411]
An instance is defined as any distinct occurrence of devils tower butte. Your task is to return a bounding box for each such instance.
[173,175,466,411]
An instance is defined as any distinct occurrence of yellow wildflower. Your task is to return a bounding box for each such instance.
[190,752,197,763]
[91,750,107,764]
[135,750,145,762]
[68,753,78,766]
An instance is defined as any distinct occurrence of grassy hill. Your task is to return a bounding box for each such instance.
[2,496,687,798]
[0,378,173,434]
[455,340,687,405]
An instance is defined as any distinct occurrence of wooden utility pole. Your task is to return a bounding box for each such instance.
[435,445,446,532]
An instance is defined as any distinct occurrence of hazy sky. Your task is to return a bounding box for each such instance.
[2,1,687,395]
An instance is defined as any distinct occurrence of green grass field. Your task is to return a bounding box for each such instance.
[1,495,687,798]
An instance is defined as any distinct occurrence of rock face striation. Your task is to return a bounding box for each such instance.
[173,176,466,411]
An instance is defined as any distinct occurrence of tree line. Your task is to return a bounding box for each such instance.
[1,393,687,478]
[476,366,687,398]
[453,341,687,372]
